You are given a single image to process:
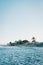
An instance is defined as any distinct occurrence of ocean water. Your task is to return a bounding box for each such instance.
[0,46,43,65]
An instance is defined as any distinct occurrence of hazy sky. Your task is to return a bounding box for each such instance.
[0,0,43,44]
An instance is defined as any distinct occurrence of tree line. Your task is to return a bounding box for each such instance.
[7,37,43,47]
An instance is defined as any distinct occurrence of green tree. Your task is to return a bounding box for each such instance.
[22,40,29,43]
[32,37,36,43]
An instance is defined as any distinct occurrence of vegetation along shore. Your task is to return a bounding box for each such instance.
[7,37,43,47]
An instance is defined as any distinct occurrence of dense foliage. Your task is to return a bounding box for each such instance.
[7,37,43,47]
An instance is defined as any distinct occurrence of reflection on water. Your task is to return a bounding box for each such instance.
[0,46,43,65]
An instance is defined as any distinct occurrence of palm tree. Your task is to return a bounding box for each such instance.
[32,37,36,43]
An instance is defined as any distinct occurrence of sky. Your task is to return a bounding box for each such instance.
[0,0,43,45]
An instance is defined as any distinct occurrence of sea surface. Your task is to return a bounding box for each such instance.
[0,46,43,65]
